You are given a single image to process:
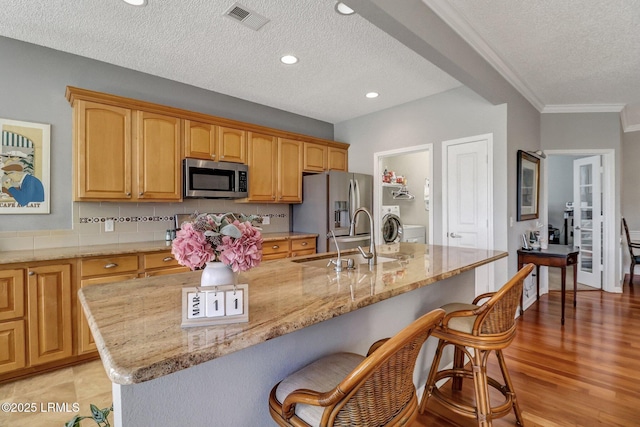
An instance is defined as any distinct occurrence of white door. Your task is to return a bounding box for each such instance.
[443,135,492,294]
[573,156,602,288]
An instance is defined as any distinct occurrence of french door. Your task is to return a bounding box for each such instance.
[573,156,602,288]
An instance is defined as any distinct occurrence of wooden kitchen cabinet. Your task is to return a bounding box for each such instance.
[247,132,278,202]
[27,263,73,366]
[135,111,182,200]
[184,122,246,164]
[303,141,327,172]
[184,120,217,160]
[290,236,316,257]
[73,100,132,200]
[277,138,302,203]
[246,136,301,203]
[71,98,182,202]
[262,239,290,260]
[0,269,26,374]
[328,147,348,171]
[142,251,189,277]
[217,126,246,163]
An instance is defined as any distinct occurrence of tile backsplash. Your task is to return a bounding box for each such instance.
[0,199,290,252]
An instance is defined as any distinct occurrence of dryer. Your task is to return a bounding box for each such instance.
[381,205,403,243]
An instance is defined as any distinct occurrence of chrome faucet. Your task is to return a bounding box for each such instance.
[349,207,377,267]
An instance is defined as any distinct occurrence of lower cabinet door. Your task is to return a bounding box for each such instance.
[27,264,73,366]
[0,320,26,374]
[78,273,138,355]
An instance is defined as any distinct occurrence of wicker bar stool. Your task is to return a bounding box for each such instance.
[268,308,445,427]
[418,264,534,427]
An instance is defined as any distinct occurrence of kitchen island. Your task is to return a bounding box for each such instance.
[79,243,507,426]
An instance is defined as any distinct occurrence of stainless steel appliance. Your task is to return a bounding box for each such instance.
[293,171,373,253]
[183,158,248,199]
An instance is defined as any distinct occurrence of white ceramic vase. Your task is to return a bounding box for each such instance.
[200,261,236,287]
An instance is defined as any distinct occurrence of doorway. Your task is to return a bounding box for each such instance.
[542,150,616,293]
[373,144,433,247]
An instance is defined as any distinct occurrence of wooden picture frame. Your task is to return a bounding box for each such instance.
[517,150,540,221]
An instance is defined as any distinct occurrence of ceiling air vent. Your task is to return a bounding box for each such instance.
[224,3,270,31]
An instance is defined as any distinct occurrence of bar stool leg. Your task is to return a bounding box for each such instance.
[452,344,465,391]
[495,350,524,426]
[471,349,492,427]
[419,339,446,414]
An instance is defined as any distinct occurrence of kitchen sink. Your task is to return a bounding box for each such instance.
[292,252,399,269]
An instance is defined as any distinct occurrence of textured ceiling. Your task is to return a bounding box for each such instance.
[0,0,461,124]
[1,0,638,126]
[428,0,640,114]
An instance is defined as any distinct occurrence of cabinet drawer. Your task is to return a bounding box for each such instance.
[263,239,289,256]
[291,237,316,252]
[81,255,139,277]
[144,252,181,270]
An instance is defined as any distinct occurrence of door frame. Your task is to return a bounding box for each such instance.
[442,134,494,295]
[541,149,617,293]
[373,144,433,246]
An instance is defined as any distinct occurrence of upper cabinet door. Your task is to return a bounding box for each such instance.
[184,120,216,160]
[217,126,246,164]
[75,100,132,200]
[303,142,327,172]
[328,147,348,171]
[277,138,302,203]
[247,132,277,202]
[135,111,182,200]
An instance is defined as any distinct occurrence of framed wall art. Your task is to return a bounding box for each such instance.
[0,118,50,214]
[517,150,540,221]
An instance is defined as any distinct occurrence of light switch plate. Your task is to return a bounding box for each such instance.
[225,290,244,316]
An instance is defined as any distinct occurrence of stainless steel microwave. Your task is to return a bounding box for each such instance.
[183,158,248,199]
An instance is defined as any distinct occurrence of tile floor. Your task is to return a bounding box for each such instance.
[0,360,112,427]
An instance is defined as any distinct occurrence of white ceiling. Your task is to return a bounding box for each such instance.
[0,0,639,126]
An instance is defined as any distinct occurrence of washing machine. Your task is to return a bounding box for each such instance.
[381,205,403,243]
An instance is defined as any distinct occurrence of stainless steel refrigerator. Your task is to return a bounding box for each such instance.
[292,171,373,253]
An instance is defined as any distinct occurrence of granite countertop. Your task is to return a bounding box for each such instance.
[78,243,507,385]
[0,232,317,265]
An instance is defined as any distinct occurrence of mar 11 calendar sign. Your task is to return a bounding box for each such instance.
[0,118,51,214]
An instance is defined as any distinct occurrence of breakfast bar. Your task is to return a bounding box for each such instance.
[79,243,507,426]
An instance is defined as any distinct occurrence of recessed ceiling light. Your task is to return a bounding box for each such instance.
[335,2,355,15]
[123,0,147,5]
[365,92,379,99]
[280,55,298,65]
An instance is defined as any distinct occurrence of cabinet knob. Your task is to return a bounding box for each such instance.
[139,192,144,196]
[163,256,174,262]
[28,271,35,276]
[104,263,118,269]
[211,154,216,159]
[126,192,131,197]
[301,242,308,246]
[220,155,225,159]
[272,245,279,249]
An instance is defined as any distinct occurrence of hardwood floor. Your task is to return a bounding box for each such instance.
[415,278,640,426]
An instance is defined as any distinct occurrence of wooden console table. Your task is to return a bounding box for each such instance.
[517,245,579,325]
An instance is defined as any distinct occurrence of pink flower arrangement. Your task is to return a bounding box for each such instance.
[171,213,263,272]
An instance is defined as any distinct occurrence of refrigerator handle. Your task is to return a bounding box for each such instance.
[349,179,356,227]
[354,179,361,213]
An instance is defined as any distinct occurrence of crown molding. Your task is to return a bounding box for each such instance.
[423,0,545,112]
[621,104,640,133]
[542,104,625,114]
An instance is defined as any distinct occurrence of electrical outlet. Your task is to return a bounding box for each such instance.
[261,215,270,225]
[105,219,115,232]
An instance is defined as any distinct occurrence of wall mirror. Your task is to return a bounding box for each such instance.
[517,150,540,221]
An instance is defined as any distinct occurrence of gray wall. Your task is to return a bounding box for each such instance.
[547,155,581,244]
[622,131,640,230]
[0,36,333,232]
